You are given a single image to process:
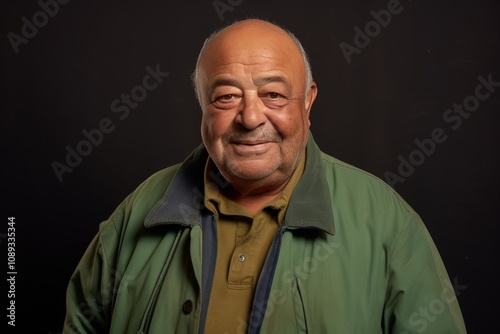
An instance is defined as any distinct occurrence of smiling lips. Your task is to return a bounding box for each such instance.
[229,139,276,155]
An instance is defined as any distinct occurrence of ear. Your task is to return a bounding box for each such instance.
[305,81,318,117]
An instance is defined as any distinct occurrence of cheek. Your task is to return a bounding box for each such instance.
[271,108,309,139]
[202,111,232,142]
[200,119,209,144]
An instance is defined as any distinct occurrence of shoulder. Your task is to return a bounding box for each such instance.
[319,151,417,220]
[99,164,182,233]
[320,151,414,209]
[126,164,183,204]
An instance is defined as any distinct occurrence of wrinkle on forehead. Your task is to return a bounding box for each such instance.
[192,19,314,105]
[197,20,307,102]
[208,74,293,94]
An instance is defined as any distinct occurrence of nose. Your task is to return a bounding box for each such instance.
[236,93,267,129]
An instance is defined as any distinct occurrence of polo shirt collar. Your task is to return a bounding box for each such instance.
[145,133,335,235]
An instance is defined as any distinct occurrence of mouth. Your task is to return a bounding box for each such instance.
[231,140,271,146]
[229,139,275,155]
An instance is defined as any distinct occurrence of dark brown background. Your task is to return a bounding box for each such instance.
[5,0,499,332]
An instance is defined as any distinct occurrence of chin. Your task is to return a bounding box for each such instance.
[226,162,279,181]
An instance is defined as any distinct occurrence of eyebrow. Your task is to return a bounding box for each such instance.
[209,75,290,91]
[209,78,240,91]
[254,75,288,86]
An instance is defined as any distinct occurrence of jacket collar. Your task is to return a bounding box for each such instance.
[145,133,335,235]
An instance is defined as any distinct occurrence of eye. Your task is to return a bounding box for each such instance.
[211,93,241,109]
[260,91,288,108]
[268,92,282,99]
[211,94,236,104]
[218,94,234,101]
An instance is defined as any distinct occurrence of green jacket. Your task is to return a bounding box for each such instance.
[64,135,467,333]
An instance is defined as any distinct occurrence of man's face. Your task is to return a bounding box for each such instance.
[197,20,317,193]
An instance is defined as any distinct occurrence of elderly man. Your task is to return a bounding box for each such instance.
[64,19,467,333]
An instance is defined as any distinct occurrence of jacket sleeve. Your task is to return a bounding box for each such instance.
[63,218,119,334]
[383,213,467,333]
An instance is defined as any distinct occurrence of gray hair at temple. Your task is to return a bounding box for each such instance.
[190,19,314,105]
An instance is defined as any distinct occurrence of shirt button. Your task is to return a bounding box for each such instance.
[238,253,246,262]
[182,300,193,314]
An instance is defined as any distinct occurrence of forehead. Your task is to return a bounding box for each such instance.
[204,20,297,55]
[198,21,305,84]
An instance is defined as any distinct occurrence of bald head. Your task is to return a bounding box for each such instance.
[192,19,313,103]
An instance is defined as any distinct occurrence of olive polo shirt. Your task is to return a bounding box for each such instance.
[203,153,306,334]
